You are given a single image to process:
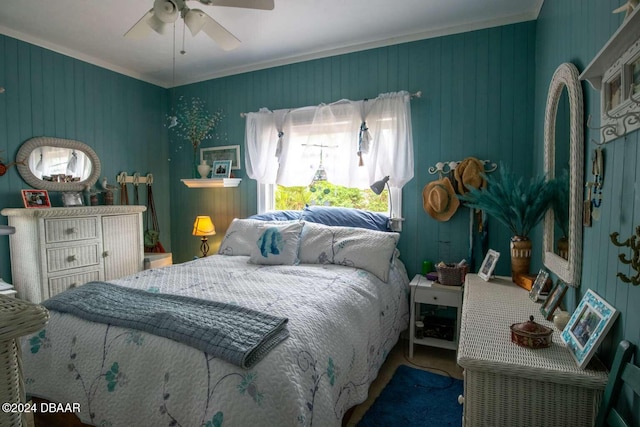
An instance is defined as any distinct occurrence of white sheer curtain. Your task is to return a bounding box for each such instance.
[245,91,414,191]
[363,91,414,189]
[244,108,287,184]
[277,100,366,187]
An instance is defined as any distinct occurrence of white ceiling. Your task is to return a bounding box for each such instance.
[0,0,543,88]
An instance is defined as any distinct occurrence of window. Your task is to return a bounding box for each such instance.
[246,92,414,218]
[275,183,389,212]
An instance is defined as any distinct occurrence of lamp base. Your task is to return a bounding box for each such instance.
[199,237,210,257]
[389,217,404,232]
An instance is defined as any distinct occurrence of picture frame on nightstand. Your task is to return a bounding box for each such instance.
[561,289,619,369]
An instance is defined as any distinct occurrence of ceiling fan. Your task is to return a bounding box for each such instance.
[124,0,274,51]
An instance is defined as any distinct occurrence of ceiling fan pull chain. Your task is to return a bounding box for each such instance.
[181,21,187,55]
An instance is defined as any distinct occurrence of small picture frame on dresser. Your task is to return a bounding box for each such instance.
[21,189,51,208]
[529,269,550,302]
[561,289,619,369]
[540,279,568,320]
[477,249,500,281]
[61,191,84,207]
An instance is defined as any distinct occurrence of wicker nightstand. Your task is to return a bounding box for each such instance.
[457,274,609,427]
[409,274,463,357]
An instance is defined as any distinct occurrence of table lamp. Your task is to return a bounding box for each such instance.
[192,216,216,257]
[370,176,404,231]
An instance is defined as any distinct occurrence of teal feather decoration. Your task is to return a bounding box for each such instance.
[458,163,555,238]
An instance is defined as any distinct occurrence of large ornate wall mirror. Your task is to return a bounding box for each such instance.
[16,137,101,192]
[543,63,584,287]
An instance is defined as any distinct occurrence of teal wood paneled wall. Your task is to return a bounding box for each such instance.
[0,35,172,282]
[168,22,537,277]
[535,1,640,415]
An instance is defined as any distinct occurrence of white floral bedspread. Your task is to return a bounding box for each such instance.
[22,255,409,427]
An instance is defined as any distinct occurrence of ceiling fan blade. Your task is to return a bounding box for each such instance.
[201,13,241,51]
[124,10,155,38]
[200,0,274,11]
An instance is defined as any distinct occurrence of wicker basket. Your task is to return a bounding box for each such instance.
[0,295,49,427]
[436,263,468,286]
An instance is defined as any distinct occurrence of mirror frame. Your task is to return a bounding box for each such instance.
[16,136,101,192]
[543,63,584,287]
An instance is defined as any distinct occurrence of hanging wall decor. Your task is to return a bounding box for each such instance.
[610,225,640,285]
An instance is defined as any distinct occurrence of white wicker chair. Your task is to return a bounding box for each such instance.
[0,295,49,427]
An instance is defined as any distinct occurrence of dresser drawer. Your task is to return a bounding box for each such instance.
[44,217,98,243]
[46,243,101,272]
[415,286,461,307]
[49,270,101,297]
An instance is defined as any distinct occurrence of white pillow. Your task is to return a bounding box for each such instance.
[299,222,400,281]
[249,222,304,265]
[218,218,300,256]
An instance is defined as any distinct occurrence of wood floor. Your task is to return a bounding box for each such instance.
[26,339,462,427]
[345,338,464,426]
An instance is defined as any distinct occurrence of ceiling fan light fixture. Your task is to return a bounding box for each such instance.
[153,0,179,23]
[148,14,168,34]
[184,9,207,36]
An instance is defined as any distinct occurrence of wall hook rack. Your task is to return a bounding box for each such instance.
[116,172,154,186]
[428,159,497,176]
[610,225,640,286]
[587,90,640,145]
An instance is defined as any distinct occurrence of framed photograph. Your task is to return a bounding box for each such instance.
[540,279,568,320]
[561,289,619,369]
[477,249,500,281]
[529,269,550,302]
[21,190,51,208]
[61,192,84,207]
[201,145,241,170]
[631,55,640,96]
[606,72,622,111]
[211,160,232,179]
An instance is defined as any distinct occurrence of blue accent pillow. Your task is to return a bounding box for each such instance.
[248,210,303,221]
[302,206,391,232]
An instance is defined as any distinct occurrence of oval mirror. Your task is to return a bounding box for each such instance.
[16,137,101,192]
[543,63,584,287]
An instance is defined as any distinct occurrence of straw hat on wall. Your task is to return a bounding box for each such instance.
[454,157,486,195]
[423,177,460,221]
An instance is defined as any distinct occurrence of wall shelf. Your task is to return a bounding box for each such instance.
[580,7,640,144]
[580,7,640,90]
[181,178,242,188]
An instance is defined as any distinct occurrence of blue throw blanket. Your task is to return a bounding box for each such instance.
[42,281,289,369]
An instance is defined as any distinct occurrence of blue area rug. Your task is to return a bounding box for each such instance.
[357,365,463,427]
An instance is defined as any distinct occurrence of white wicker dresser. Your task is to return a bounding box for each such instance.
[458,274,608,427]
[1,206,145,303]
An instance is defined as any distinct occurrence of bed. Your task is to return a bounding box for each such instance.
[22,209,410,427]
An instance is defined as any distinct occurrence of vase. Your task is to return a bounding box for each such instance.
[192,148,200,178]
[197,160,211,179]
[510,236,532,280]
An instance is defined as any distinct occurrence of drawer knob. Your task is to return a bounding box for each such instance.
[458,395,464,405]
[103,251,110,257]
[67,255,77,262]
[432,296,438,300]
[69,283,77,289]
[67,227,77,234]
